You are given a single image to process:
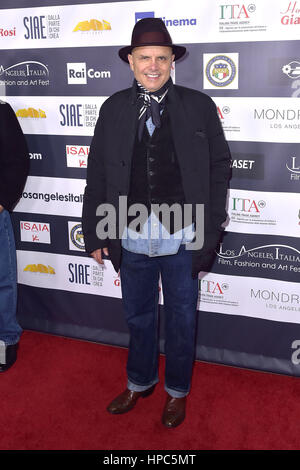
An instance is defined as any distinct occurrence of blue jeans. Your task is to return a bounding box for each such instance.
[0,209,21,345]
[120,245,198,398]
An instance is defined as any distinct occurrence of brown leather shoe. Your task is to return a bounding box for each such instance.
[107,385,155,414]
[162,394,186,428]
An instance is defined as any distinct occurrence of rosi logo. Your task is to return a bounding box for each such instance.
[16,107,46,118]
[0,27,16,37]
[24,264,55,274]
[73,19,111,31]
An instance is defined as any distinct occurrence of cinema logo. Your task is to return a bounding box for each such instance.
[66,145,89,168]
[280,1,300,25]
[23,14,60,40]
[73,19,111,32]
[16,107,46,118]
[286,156,300,180]
[20,221,51,244]
[0,61,49,87]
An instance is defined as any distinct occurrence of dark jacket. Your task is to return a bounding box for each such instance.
[0,101,29,211]
[82,82,231,276]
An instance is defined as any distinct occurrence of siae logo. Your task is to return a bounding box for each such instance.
[24,16,46,39]
[219,3,256,19]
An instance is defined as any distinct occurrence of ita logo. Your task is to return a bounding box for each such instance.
[204,53,239,89]
[69,222,85,251]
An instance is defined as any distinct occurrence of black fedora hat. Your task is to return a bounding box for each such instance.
[119,17,186,63]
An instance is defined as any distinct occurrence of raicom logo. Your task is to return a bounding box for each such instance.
[24,264,55,274]
[60,103,97,128]
[20,221,51,244]
[286,156,300,180]
[23,15,60,40]
[204,53,239,90]
[232,197,266,212]
[282,61,300,79]
[73,19,111,32]
[0,26,16,37]
[67,63,110,85]
[0,61,49,87]
[66,145,89,168]
[135,12,197,26]
[16,107,46,118]
[280,1,300,25]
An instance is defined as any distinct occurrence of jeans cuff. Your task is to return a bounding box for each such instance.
[165,385,189,398]
[127,378,158,392]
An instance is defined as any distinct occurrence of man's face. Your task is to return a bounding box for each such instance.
[128,45,175,92]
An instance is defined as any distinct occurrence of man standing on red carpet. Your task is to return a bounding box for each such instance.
[82,18,231,427]
[0,100,29,372]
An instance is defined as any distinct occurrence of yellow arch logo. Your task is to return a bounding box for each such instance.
[73,19,111,31]
[16,108,46,118]
[24,264,55,274]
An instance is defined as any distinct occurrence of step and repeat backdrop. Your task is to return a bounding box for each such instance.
[1,0,300,375]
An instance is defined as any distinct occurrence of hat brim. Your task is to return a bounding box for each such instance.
[119,44,186,63]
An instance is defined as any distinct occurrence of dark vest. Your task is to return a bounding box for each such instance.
[127,108,186,234]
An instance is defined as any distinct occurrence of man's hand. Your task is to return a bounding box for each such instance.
[91,247,109,264]
[0,205,4,213]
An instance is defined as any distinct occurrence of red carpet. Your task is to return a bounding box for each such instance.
[0,330,300,450]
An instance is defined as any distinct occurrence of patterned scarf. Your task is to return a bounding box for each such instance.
[136,77,171,141]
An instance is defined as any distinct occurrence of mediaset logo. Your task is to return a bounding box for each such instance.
[219,3,256,19]
[286,156,300,180]
[66,145,89,168]
[0,61,49,87]
[204,53,239,89]
[0,26,16,37]
[73,19,111,32]
[230,152,264,180]
[59,103,98,128]
[68,222,85,251]
[66,62,111,85]
[16,107,46,118]
[20,221,51,244]
[280,1,300,25]
[135,11,197,26]
[23,263,55,274]
[23,14,60,40]
[282,61,300,79]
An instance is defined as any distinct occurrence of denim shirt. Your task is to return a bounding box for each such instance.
[121,116,194,257]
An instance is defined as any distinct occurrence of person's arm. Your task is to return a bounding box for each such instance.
[0,102,29,211]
